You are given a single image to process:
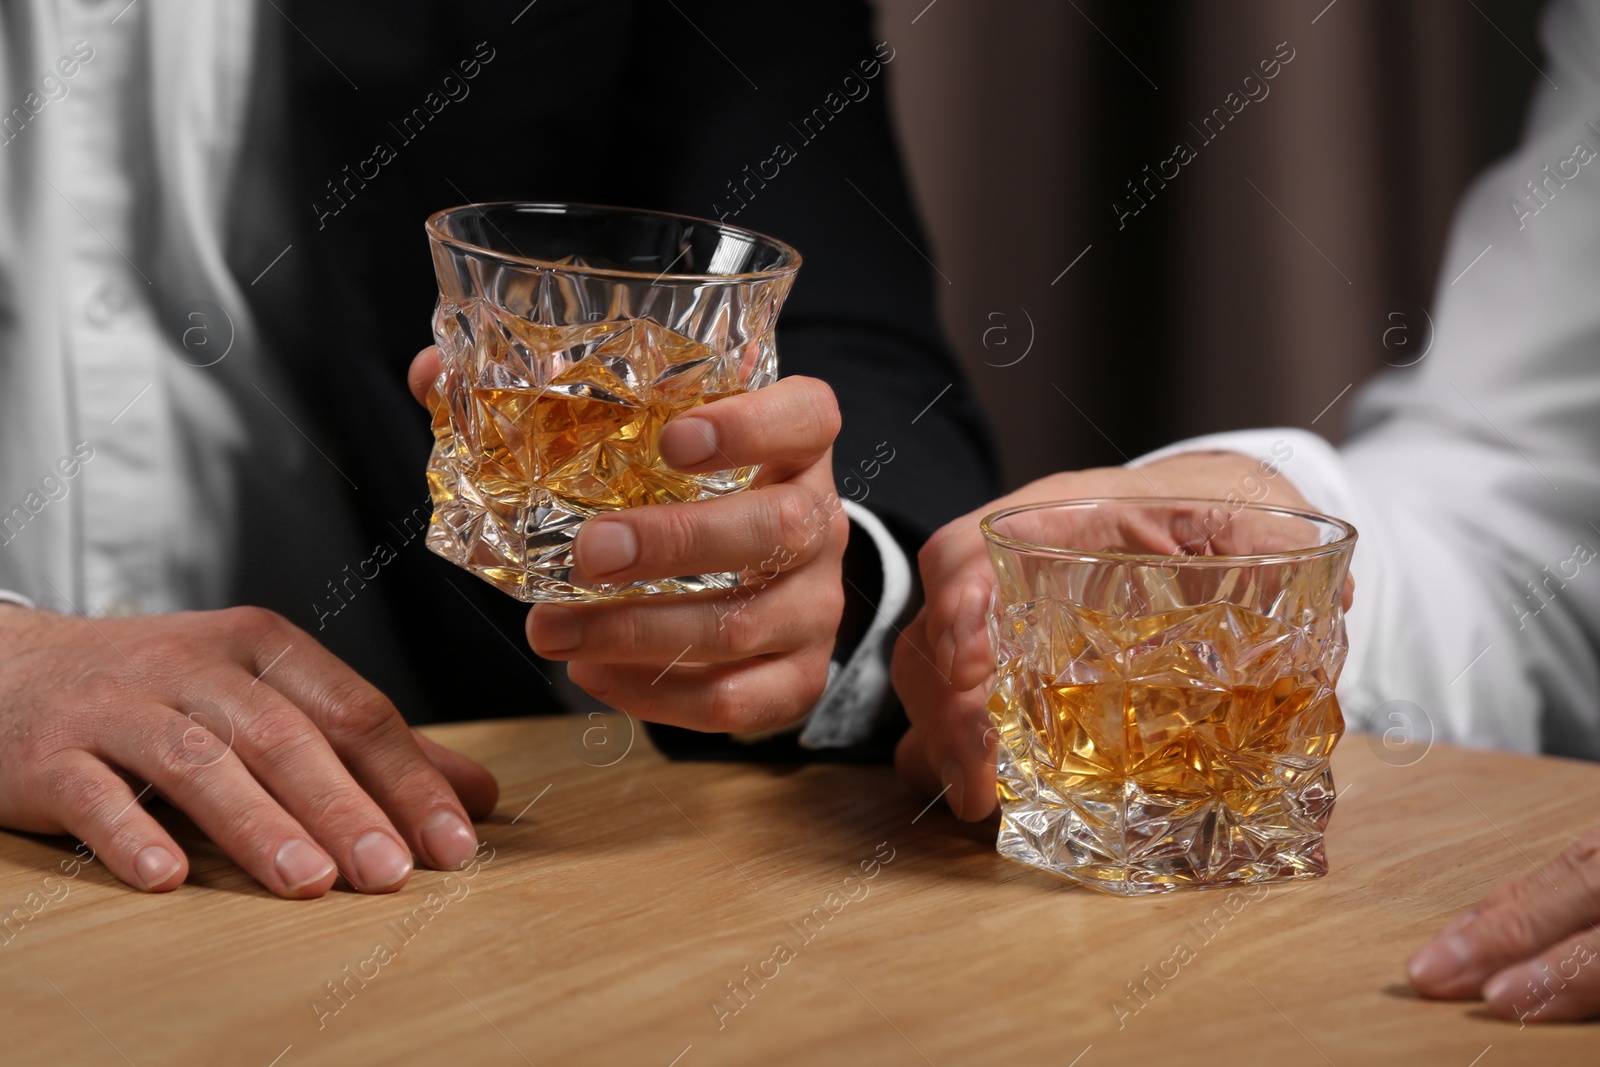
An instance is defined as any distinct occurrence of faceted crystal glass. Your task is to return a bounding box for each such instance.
[423,203,799,602]
[981,498,1358,896]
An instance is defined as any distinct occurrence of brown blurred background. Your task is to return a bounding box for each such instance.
[872,0,1544,488]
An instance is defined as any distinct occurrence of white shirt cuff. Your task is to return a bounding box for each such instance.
[798,499,914,750]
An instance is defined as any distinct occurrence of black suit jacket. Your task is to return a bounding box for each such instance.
[234,0,999,759]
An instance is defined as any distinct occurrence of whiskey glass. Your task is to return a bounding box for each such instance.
[981,497,1358,896]
[423,203,800,602]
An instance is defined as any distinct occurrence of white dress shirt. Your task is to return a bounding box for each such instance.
[1,0,285,616]
[1139,0,1600,758]
[0,0,905,745]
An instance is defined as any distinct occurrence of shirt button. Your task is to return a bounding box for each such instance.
[85,282,129,329]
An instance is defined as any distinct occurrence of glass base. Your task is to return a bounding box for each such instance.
[995,753,1338,897]
[425,511,739,603]
[423,422,753,602]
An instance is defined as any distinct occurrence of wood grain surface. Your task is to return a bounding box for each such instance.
[0,716,1596,1065]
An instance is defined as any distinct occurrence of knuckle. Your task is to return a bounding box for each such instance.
[388,761,447,807]
[220,605,287,643]
[798,377,842,444]
[610,607,659,659]
[768,487,819,553]
[241,709,317,767]
[45,757,111,820]
[829,504,851,548]
[1571,827,1600,863]
[312,787,381,829]
[1477,880,1520,913]
[1561,832,1600,904]
[704,673,758,733]
[1484,908,1541,955]
[649,507,704,569]
[316,678,397,744]
[921,589,971,648]
[717,598,765,655]
[924,586,961,634]
[149,722,227,782]
[741,410,776,457]
[917,525,956,578]
[793,653,830,712]
[814,582,846,635]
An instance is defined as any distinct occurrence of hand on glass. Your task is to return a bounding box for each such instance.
[0,605,499,898]
[891,450,1344,820]
[410,346,848,734]
[1408,830,1600,1023]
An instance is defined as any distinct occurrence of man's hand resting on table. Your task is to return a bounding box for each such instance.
[409,346,849,735]
[891,450,1347,821]
[1409,831,1600,1023]
[0,605,498,897]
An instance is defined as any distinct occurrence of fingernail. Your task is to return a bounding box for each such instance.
[934,630,957,682]
[351,831,413,891]
[420,809,477,871]
[274,838,335,892]
[529,605,582,653]
[134,845,181,890]
[941,761,966,820]
[577,521,638,577]
[1407,933,1473,987]
[660,416,718,468]
[1483,963,1539,1008]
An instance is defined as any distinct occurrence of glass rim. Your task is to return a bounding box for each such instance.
[979,496,1358,567]
[424,200,803,283]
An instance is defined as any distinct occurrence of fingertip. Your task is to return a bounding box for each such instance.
[408,345,442,407]
[948,633,995,692]
[1405,933,1474,997]
[1481,966,1523,1013]
[134,844,186,892]
[790,374,842,441]
[939,760,967,819]
[939,742,997,823]
[275,837,339,898]
[281,870,338,900]
[464,774,500,821]
[350,831,413,894]
[660,416,718,469]
[526,603,582,656]
[419,809,479,871]
[572,520,639,582]
[894,728,942,797]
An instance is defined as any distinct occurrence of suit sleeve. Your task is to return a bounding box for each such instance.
[607,1,1001,762]
[610,0,1000,548]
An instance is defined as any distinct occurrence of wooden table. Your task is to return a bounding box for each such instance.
[1,717,1597,1065]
